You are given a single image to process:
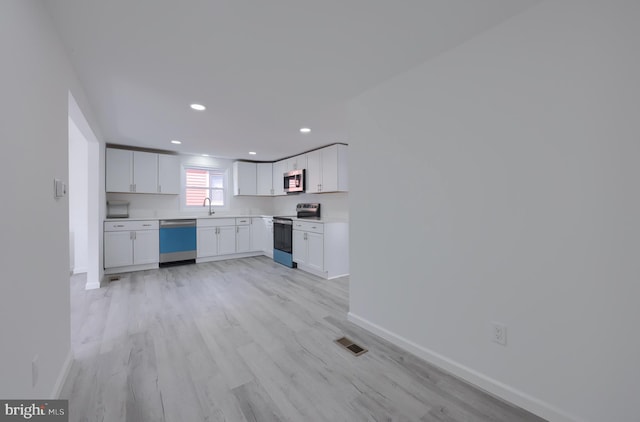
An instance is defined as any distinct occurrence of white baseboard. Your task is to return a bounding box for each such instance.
[85,281,101,290]
[196,251,263,264]
[72,267,88,275]
[347,312,579,422]
[104,263,158,275]
[50,351,73,399]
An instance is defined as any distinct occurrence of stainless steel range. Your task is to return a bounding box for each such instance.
[273,203,320,267]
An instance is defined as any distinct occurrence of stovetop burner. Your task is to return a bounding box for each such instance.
[273,203,320,221]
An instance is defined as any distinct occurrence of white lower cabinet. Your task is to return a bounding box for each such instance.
[292,220,349,279]
[197,226,236,257]
[265,218,274,257]
[104,220,159,272]
[251,218,266,252]
[292,229,306,264]
[197,219,237,258]
[102,216,347,278]
[218,226,237,255]
[197,227,218,258]
[133,229,160,265]
[197,218,259,260]
[293,222,324,273]
[104,231,134,268]
[306,231,324,272]
[251,217,273,256]
[236,218,251,253]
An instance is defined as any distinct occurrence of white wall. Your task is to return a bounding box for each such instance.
[68,118,88,273]
[273,192,348,220]
[347,1,640,421]
[0,0,103,398]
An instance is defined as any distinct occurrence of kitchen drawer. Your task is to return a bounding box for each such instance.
[235,217,251,225]
[197,218,236,228]
[104,220,158,231]
[293,220,324,234]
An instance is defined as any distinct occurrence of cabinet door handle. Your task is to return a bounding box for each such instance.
[142,224,152,227]
[236,226,239,233]
[158,185,161,193]
[115,224,125,228]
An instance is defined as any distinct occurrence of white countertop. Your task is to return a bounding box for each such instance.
[105,214,268,222]
[105,214,348,224]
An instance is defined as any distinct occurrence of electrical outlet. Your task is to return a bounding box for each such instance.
[491,322,507,346]
[32,355,39,387]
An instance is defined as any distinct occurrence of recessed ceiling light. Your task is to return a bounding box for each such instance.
[171,140,182,144]
[300,127,311,133]
[249,151,257,155]
[190,103,206,111]
[202,154,209,157]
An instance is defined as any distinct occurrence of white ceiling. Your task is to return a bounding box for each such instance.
[45,0,538,161]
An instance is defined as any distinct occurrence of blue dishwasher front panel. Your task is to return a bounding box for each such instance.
[159,220,197,263]
[159,226,196,253]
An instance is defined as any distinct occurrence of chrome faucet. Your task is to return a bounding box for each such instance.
[203,197,214,215]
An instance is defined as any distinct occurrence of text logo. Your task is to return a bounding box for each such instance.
[0,400,67,421]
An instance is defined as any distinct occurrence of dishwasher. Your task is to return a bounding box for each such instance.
[159,219,197,265]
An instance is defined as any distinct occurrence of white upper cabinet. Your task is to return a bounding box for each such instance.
[305,144,348,193]
[106,147,180,194]
[282,157,294,172]
[106,148,133,192]
[132,151,158,193]
[279,154,307,172]
[256,162,273,196]
[158,154,181,194]
[306,149,322,194]
[320,144,348,192]
[272,160,287,196]
[272,154,307,196]
[233,161,257,196]
[290,154,307,171]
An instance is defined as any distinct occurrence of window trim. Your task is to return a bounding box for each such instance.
[181,165,229,212]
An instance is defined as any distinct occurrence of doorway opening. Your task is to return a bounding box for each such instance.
[68,92,102,289]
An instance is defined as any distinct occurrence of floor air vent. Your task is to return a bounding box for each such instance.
[335,336,368,356]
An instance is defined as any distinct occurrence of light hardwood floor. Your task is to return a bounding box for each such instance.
[63,257,546,422]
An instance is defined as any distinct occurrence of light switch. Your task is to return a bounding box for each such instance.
[54,178,67,198]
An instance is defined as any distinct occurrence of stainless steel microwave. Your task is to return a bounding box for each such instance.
[284,169,305,194]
